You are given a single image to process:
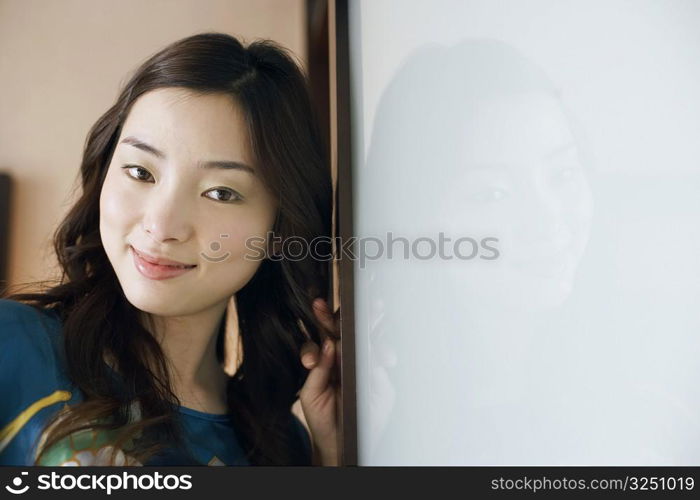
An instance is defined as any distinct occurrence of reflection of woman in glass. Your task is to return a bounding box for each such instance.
[362,39,594,463]
[366,39,593,314]
[0,33,339,466]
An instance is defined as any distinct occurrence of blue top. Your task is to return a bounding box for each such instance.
[0,299,311,466]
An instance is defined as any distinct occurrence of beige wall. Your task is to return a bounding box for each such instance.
[0,0,306,288]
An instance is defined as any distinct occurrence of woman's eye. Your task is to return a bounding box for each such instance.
[119,166,242,203]
[203,188,244,203]
[122,165,154,182]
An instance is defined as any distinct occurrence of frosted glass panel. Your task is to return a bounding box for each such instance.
[349,0,700,465]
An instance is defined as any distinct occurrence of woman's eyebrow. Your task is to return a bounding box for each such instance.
[119,136,255,174]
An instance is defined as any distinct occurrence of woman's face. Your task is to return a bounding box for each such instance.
[99,88,277,317]
[440,91,594,311]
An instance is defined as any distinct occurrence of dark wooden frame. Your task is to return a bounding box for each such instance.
[306,0,358,466]
[333,0,357,467]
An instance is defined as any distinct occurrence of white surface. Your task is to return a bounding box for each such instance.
[350,0,700,464]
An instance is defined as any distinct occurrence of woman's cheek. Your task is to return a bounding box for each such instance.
[100,169,142,221]
[221,209,272,256]
[206,237,266,296]
[100,175,128,238]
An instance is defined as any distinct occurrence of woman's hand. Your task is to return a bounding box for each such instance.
[298,297,340,466]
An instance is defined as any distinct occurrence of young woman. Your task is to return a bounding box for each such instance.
[0,32,339,466]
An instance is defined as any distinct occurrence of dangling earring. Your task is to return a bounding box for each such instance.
[223,295,243,375]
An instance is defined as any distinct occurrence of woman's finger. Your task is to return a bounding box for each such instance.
[300,338,335,397]
[312,298,334,332]
[300,341,320,369]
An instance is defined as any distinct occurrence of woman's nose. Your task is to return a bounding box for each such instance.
[512,181,571,251]
[141,189,194,243]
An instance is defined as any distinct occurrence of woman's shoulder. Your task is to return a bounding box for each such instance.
[0,299,77,465]
[0,297,61,327]
[0,298,69,394]
[0,298,63,359]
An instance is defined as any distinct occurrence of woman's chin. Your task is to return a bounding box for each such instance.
[120,286,188,317]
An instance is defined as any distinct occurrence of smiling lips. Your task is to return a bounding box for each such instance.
[130,245,197,280]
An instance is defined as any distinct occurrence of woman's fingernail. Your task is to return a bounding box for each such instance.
[323,340,332,353]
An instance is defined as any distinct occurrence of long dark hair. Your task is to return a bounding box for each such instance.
[3,32,331,465]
